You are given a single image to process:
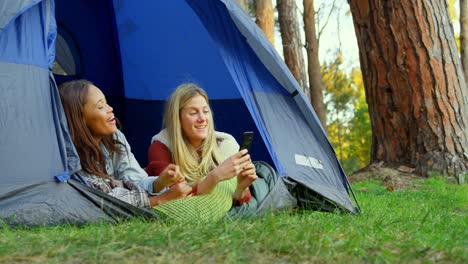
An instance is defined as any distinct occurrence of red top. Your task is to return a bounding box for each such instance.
[146,141,251,205]
[146,141,173,176]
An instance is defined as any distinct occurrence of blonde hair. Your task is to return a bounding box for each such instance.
[163,83,222,183]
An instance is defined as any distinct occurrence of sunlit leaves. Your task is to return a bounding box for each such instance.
[323,53,371,174]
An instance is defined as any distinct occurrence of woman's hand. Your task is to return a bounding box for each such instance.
[234,161,257,200]
[195,149,251,195]
[153,164,185,192]
[210,149,251,182]
[163,181,193,200]
[149,180,192,207]
[237,162,257,189]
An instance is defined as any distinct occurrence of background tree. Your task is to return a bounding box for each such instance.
[304,0,326,127]
[461,0,468,86]
[348,0,468,180]
[254,0,275,45]
[277,0,309,96]
[322,54,368,174]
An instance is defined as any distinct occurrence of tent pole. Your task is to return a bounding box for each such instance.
[345,176,361,213]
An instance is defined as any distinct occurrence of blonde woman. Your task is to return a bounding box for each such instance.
[146,83,257,222]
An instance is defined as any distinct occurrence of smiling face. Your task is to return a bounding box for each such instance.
[82,85,117,142]
[180,95,211,148]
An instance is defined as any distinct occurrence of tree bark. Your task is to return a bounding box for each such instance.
[461,0,468,87]
[277,0,309,95]
[304,0,326,127]
[348,0,468,179]
[254,0,275,45]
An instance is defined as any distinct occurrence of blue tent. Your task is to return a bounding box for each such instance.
[0,0,359,226]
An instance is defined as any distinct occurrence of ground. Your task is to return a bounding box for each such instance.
[349,162,429,191]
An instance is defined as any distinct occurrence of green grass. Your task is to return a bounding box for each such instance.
[1,177,466,263]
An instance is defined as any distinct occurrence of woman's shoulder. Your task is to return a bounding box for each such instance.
[112,129,129,145]
[109,129,131,154]
[150,129,171,149]
[215,131,236,142]
[149,140,172,156]
[215,131,239,156]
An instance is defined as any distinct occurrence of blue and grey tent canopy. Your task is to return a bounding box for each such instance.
[0,0,359,227]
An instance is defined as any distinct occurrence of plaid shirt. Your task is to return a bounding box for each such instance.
[76,130,152,208]
[83,175,150,208]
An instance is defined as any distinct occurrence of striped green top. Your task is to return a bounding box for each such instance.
[153,177,237,222]
[150,129,240,223]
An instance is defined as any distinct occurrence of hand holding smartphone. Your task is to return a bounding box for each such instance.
[239,131,254,152]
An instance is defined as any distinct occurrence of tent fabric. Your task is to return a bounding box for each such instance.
[228,161,298,217]
[55,32,78,75]
[0,182,113,226]
[0,63,64,191]
[1,0,359,227]
[0,0,64,199]
[53,0,123,99]
[113,0,241,100]
[67,180,159,221]
[0,0,41,30]
[0,0,156,227]
[114,0,357,213]
[0,0,56,69]
[186,0,357,213]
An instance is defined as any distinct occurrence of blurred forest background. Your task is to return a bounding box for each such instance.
[236,0,467,179]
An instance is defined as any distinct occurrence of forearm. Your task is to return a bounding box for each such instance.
[152,177,167,193]
[194,172,219,195]
[135,176,168,195]
[148,192,172,207]
[233,186,248,200]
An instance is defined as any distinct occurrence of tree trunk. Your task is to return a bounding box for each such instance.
[348,0,468,180]
[277,0,309,95]
[304,0,326,127]
[461,0,468,87]
[254,0,275,45]
[237,0,250,12]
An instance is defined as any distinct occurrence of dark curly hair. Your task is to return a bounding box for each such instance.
[58,79,123,178]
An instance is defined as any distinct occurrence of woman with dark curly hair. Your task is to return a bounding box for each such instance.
[59,79,192,208]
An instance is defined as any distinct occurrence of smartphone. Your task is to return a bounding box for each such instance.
[239,131,254,152]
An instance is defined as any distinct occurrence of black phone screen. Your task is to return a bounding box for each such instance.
[239,131,254,151]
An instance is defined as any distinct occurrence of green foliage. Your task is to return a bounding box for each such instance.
[347,69,372,170]
[0,178,466,263]
[322,53,359,115]
[322,53,371,175]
